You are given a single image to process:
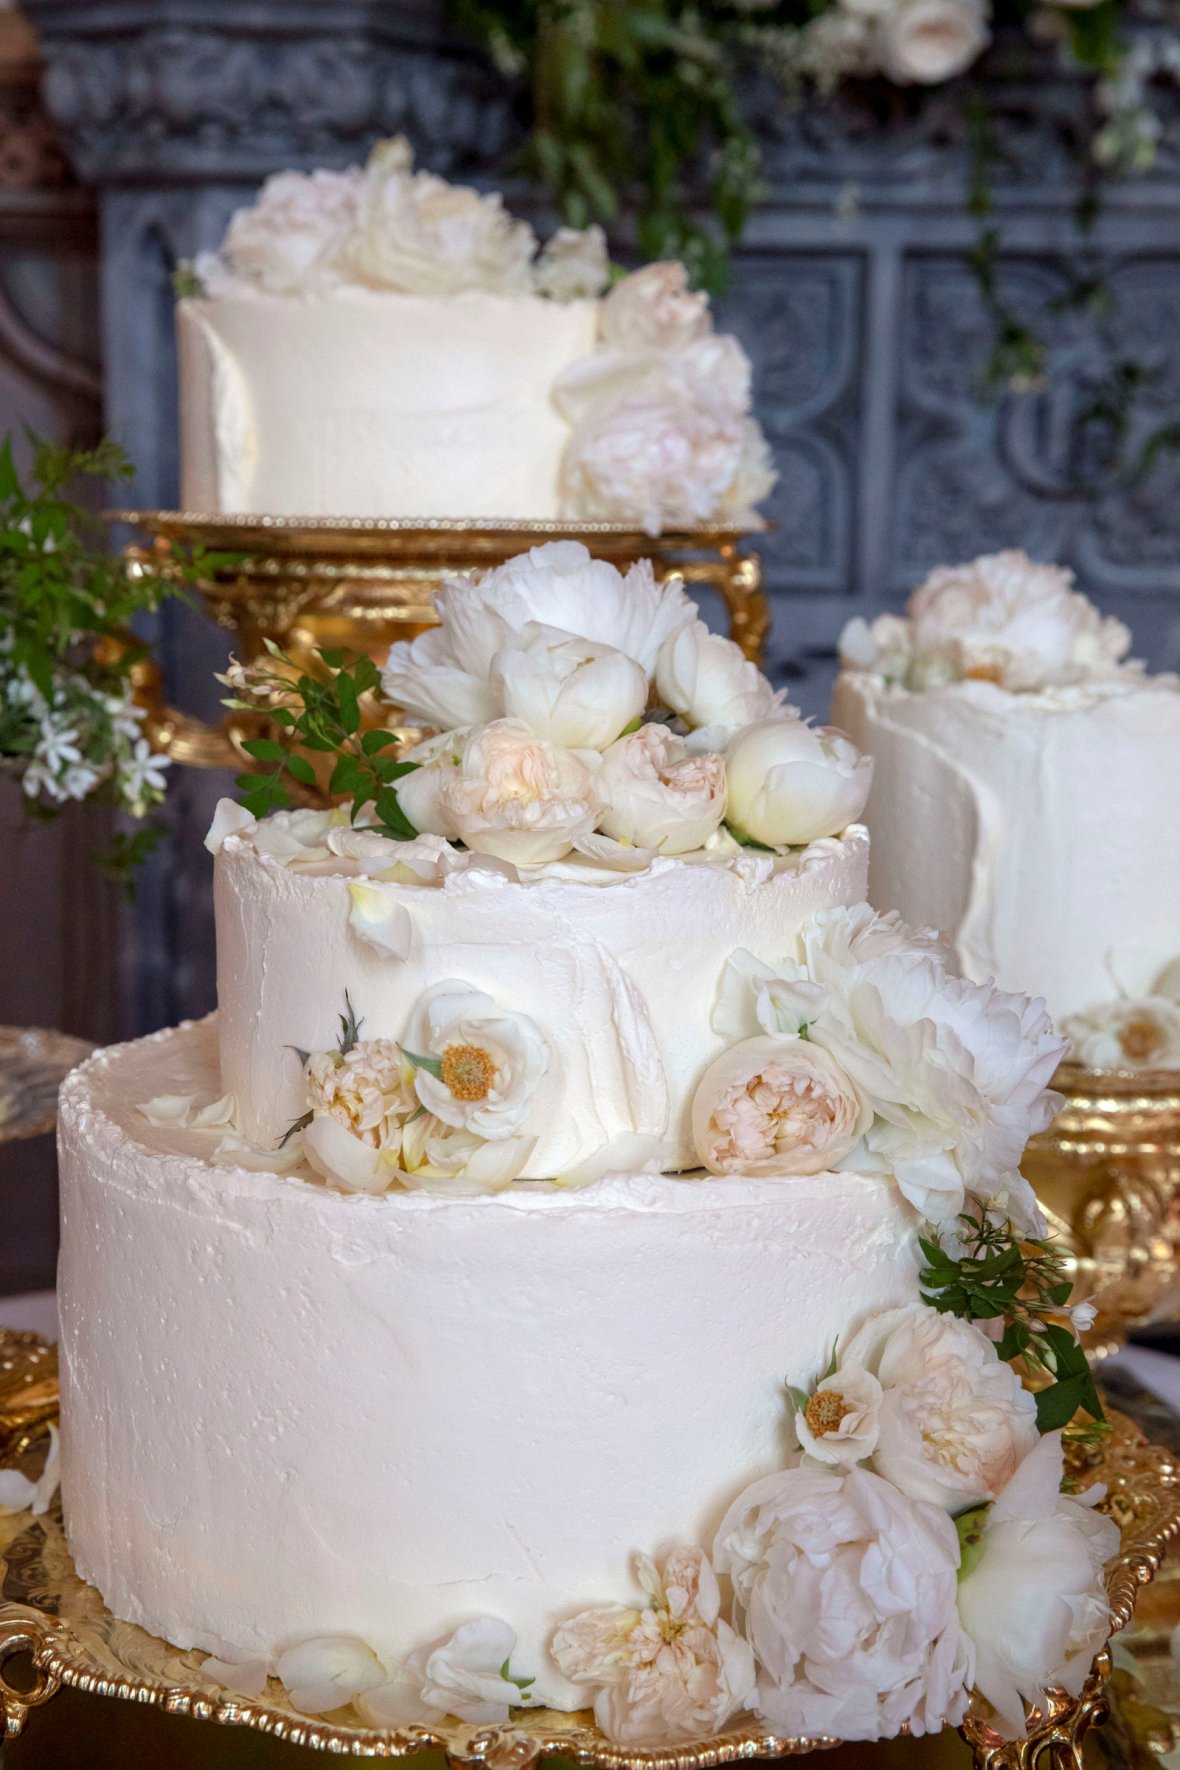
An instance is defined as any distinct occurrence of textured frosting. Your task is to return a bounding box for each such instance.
[177,291,599,517]
[57,1017,921,1708]
[831,671,1180,1020]
[215,831,870,1174]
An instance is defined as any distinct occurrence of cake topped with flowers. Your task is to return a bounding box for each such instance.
[833,549,1180,1052]
[177,139,774,530]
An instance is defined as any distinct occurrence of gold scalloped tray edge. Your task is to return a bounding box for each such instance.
[3,1328,1179,1765]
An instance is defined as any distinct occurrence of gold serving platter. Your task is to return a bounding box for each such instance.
[2,1329,1179,1766]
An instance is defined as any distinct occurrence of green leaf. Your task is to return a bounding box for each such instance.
[337,672,361,735]
[402,1049,444,1080]
[0,437,18,501]
[241,737,286,763]
[278,1109,313,1149]
[286,754,317,787]
[361,729,400,756]
[374,785,418,842]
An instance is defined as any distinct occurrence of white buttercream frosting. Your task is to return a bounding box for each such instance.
[57,1017,922,1709]
[214,820,869,1174]
[831,671,1180,1021]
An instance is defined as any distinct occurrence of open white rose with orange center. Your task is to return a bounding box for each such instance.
[1061,994,1180,1070]
[692,1033,868,1177]
[597,724,727,854]
[398,718,603,867]
[401,980,550,1143]
[725,716,872,848]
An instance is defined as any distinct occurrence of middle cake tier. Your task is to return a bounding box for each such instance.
[214,815,870,1175]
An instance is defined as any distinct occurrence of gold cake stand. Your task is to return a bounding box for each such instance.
[2,1329,1179,1767]
[111,512,769,777]
[1023,1062,1180,1358]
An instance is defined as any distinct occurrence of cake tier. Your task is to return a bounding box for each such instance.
[214,826,870,1175]
[831,672,1180,1020]
[57,1018,921,1710]
[177,291,599,518]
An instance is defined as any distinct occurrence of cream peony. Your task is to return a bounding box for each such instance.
[534,225,610,300]
[1061,995,1180,1070]
[956,1431,1119,1738]
[400,980,549,1141]
[551,1547,754,1746]
[381,542,698,723]
[348,145,536,296]
[793,1367,884,1467]
[715,1463,972,1740]
[908,551,1133,691]
[692,1034,867,1177]
[216,168,362,294]
[656,622,780,741]
[600,262,712,353]
[712,908,1067,1225]
[357,1619,529,1728]
[597,725,727,854]
[302,1037,414,1193]
[875,0,989,85]
[839,1304,1040,1510]
[489,627,648,752]
[399,719,602,866]
[725,717,872,848]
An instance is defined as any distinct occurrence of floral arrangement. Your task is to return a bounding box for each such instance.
[839,549,1138,693]
[1062,964,1180,1070]
[0,438,174,875]
[179,149,774,533]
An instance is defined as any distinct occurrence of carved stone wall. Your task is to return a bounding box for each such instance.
[20,0,1180,1034]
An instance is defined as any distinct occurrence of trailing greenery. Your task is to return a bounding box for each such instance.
[919,1207,1106,1435]
[220,642,420,839]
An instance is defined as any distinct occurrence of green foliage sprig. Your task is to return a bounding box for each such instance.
[221,644,420,839]
[919,1208,1105,1436]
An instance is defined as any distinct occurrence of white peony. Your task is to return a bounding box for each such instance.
[400,980,549,1141]
[357,1619,529,1728]
[556,332,755,430]
[534,225,610,300]
[656,621,780,741]
[838,1304,1040,1510]
[1061,995,1180,1070]
[793,1367,884,1467]
[551,1547,754,1745]
[348,141,536,296]
[599,261,712,352]
[692,1034,867,1177]
[275,1636,387,1716]
[596,724,727,854]
[874,0,989,85]
[399,719,602,866]
[490,626,648,752]
[725,717,872,848]
[217,168,362,294]
[712,907,1066,1225]
[715,1463,972,1740]
[908,551,1133,691]
[381,542,698,724]
[956,1431,1119,1737]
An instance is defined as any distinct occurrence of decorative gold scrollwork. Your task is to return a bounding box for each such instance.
[0,1606,64,1739]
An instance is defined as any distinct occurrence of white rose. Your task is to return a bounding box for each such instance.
[957,1430,1119,1738]
[358,1619,527,1729]
[597,724,727,854]
[401,980,549,1140]
[1061,995,1180,1070]
[600,261,712,352]
[840,1304,1040,1510]
[908,550,1133,690]
[692,1034,867,1177]
[551,1547,754,1746]
[725,717,872,847]
[875,0,989,85]
[793,1365,884,1466]
[349,158,536,296]
[715,1463,972,1740]
[217,168,362,294]
[490,626,648,752]
[381,542,697,722]
[656,622,780,740]
[401,718,602,866]
[534,224,610,300]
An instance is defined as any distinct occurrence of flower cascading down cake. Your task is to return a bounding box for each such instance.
[55,542,1112,1748]
[832,550,1180,1069]
[177,138,775,531]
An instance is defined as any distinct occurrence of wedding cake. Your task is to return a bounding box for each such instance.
[54,544,1110,1747]
[833,551,1180,1066]
[177,141,774,531]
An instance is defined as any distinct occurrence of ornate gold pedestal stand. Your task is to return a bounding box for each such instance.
[1023,1064,1180,1358]
[112,512,768,775]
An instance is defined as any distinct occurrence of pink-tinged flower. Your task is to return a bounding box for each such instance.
[691,1034,867,1178]
[597,724,727,854]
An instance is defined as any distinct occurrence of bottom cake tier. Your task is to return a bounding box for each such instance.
[56,1018,922,1710]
